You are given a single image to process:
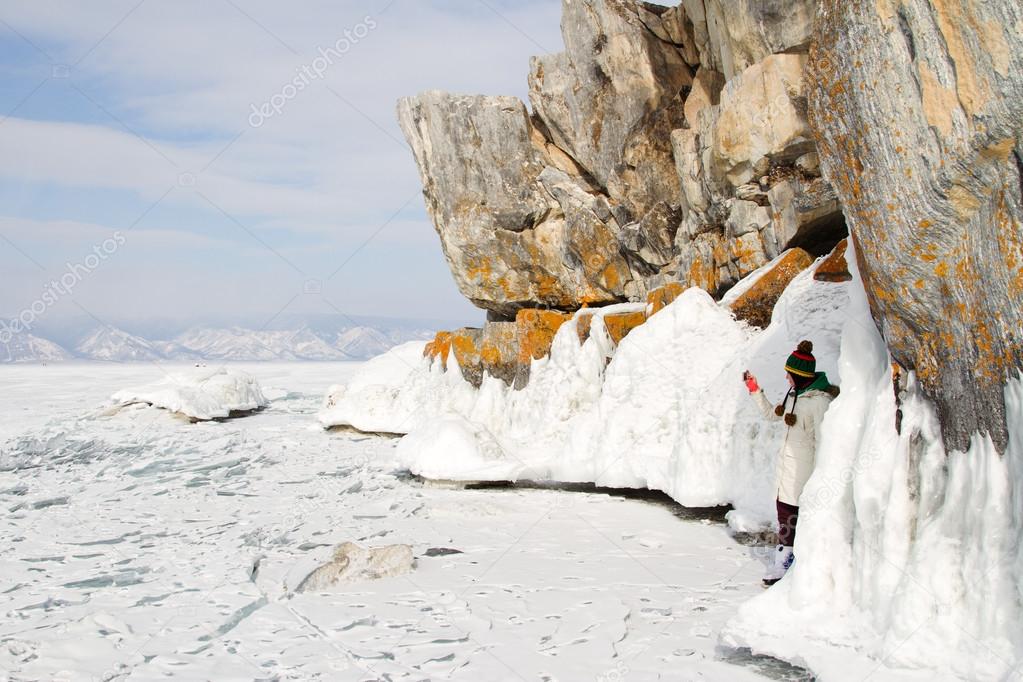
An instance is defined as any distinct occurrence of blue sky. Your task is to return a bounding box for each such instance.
[0,0,565,333]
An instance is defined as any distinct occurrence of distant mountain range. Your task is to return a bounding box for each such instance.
[0,323,436,364]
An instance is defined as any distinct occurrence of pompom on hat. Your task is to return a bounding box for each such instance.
[784,340,816,379]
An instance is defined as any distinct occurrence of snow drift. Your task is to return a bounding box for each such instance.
[112,367,268,421]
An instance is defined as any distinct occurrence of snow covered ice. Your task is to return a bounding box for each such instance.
[1,363,789,681]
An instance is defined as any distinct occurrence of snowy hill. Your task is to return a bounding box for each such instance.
[148,340,203,361]
[75,327,164,362]
[334,326,395,359]
[0,331,73,363]
[172,327,350,361]
[0,320,442,364]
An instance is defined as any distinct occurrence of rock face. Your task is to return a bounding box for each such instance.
[400,0,1023,456]
[807,0,1023,453]
[399,0,848,318]
[397,93,629,316]
[685,0,816,80]
[528,0,691,221]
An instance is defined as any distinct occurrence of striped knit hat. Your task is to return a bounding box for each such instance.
[784,340,816,379]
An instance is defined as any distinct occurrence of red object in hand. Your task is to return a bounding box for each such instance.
[744,371,759,393]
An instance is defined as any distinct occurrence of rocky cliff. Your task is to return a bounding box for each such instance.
[808,0,1023,453]
[398,0,1022,453]
[398,0,842,315]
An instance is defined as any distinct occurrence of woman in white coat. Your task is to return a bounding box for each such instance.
[744,340,839,586]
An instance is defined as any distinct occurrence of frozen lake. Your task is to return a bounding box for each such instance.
[0,363,789,681]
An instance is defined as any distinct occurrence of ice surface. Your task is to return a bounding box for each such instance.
[0,363,782,680]
[111,367,269,420]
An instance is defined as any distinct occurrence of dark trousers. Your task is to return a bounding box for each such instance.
[776,499,800,547]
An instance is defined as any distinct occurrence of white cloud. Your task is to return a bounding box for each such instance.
[0,0,566,322]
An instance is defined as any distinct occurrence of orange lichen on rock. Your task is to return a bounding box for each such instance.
[729,237,763,275]
[730,248,815,328]
[687,257,718,293]
[423,331,454,369]
[603,311,648,345]
[479,322,518,385]
[646,282,685,316]
[814,239,853,282]
[450,328,483,370]
[516,309,570,365]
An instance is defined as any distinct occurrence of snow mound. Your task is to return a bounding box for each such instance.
[111,367,268,420]
[396,414,513,481]
[318,341,431,433]
[296,542,414,592]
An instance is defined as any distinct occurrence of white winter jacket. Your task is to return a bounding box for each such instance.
[753,385,835,506]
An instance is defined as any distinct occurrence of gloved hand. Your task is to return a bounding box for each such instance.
[743,371,759,394]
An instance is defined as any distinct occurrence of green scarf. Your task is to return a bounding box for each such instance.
[797,371,832,396]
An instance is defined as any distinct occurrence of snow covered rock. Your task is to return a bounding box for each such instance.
[111,368,268,421]
[729,247,813,328]
[812,239,851,283]
[395,415,512,481]
[296,542,414,592]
